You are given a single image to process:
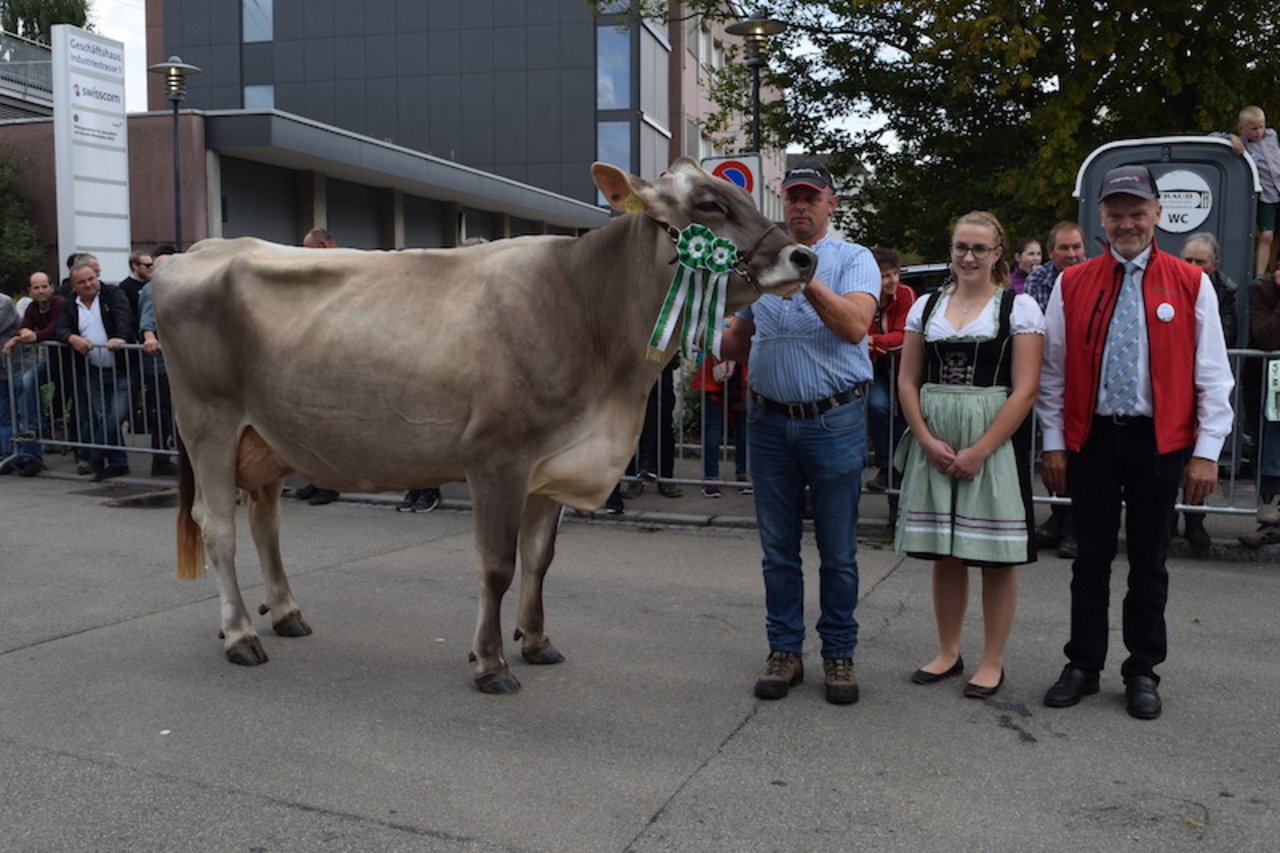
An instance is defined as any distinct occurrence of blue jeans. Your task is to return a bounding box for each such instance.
[867,369,906,470]
[702,393,747,481]
[76,364,130,468]
[748,394,867,659]
[14,361,55,460]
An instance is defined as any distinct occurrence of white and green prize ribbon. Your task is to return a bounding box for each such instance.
[647,224,737,361]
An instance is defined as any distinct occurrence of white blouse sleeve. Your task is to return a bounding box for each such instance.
[904,295,930,334]
[1010,292,1046,335]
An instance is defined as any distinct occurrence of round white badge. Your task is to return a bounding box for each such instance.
[1156,302,1175,322]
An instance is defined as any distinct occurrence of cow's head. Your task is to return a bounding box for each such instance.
[592,157,815,302]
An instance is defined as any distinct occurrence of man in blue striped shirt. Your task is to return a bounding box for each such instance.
[720,161,881,705]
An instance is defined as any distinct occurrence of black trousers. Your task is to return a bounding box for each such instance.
[1066,416,1183,683]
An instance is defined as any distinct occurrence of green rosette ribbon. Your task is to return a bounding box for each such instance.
[647,225,738,361]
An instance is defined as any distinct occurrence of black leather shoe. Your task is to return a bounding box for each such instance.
[911,656,964,685]
[1034,514,1063,549]
[1125,675,1162,720]
[293,483,318,501]
[1043,664,1100,708]
[963,669,1005,699]
[1184,517,1211,551]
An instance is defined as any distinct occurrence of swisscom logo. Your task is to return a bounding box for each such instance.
[72,82,122,105]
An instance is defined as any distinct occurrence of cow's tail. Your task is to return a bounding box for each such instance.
[176,432,206,580]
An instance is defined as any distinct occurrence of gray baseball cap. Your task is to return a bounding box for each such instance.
[1100,164,1160,201]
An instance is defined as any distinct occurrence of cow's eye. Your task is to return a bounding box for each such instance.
[695,200,724,214]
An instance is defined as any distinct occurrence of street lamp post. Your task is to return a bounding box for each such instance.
[724,14,786,154]
[147,56,202,251]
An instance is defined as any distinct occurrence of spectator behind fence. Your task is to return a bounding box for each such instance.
[292,228,343,506]
[1240,269,1280,546]
[1171,232,1240,550]
[55,259,136,481]
[864,246,916,515]
[1010,237,1042,295]
[118,250,153,317]
[136,279,177,478]
[895,211,1044,700]
[719,159,880,706]
[693,349,748,498]
[621,354,682,499]
[1216,106,1280,276]
[1037,164,1234,721]
[0,293,19,460]
[1024,221,1087,559]
[1,272,67,475]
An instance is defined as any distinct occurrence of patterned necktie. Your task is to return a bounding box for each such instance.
[1102,261,1142,415]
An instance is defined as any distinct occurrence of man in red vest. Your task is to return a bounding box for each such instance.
[1035,164,1234,720]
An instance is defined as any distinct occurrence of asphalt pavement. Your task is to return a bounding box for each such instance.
[1,465,1278,852]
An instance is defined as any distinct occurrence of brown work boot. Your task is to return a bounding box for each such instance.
[754,651,803,700]
[823,657,859,705]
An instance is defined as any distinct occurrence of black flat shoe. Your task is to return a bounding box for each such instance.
[963,669,1005,699]
[911,657,964,685]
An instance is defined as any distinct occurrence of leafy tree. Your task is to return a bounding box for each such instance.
[0,153,43,297]
[1,0,90,44]
[597,1,1280,260]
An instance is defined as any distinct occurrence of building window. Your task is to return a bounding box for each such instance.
[638,27,669,132]
[596,26,631,110]
[597,121,631,171]
[244,84,274,108]
[243,0,273,43]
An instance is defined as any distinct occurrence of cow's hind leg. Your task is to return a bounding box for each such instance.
[467,477,527,694]
[188,447,268,666]
[237,429,311,639]
[514,494,565,665]
[245,481,312,638]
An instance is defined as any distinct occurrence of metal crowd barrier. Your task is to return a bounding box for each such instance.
[3,341,1272,521]
[627,350,1275,518]
[2,340,176,470]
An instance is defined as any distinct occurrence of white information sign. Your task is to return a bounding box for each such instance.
[1156,169,1212,234]
[52,25,131,283]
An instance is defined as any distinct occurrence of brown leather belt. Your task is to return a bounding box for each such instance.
[750,385,867,419]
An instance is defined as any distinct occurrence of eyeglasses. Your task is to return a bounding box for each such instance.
[951,242,998,260]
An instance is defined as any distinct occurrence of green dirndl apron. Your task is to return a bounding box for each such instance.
[893,385,1029,563]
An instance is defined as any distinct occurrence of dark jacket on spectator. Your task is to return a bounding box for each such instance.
[54,284,136,371]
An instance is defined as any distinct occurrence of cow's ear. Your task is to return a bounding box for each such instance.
[592,162,654,214]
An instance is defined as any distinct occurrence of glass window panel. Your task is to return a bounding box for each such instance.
[639,28,669,129]
[597,121,632,179]
[244,84,275,108]
[243,0,273,43]
[596,26,631,110]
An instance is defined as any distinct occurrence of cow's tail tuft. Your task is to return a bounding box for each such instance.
[176,433,206,580]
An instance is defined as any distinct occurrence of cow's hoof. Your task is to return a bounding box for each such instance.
[521,643,565,665]
[272,611,313,637]
[225,636,269,666]
[475,671,521,694]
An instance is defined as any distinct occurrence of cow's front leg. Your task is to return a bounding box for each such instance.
[514,494,565,665]
[192,481,266,665]
[468,480,526,693]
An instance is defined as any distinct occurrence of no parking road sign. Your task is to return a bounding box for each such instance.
[702,154,763,210]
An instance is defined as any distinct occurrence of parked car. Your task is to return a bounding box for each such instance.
[899,263,951,297]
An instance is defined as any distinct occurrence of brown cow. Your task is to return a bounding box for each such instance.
[152,158,815,693]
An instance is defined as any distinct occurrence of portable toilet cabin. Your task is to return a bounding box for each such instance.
[1074,136,1261,346]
